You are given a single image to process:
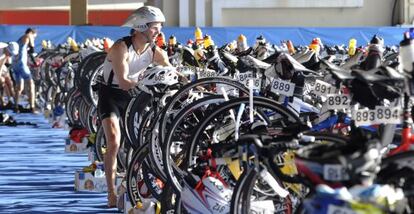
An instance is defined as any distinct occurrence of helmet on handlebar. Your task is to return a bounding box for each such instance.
[295,137,382,187]
[181,175,232,214]
[136,66,180,94]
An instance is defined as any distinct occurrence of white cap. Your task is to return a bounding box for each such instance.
[123,6,165,32]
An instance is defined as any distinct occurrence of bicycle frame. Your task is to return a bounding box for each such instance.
[388,93,414,156]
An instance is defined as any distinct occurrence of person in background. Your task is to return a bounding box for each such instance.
[12,28,37,113]
[97,6,171,207]
[0,42,19,109]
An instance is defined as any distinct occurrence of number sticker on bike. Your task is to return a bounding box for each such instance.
[245,78,261,91]
[236,71,254,84]
[313,79,337,96]
[353,106,401,126]
[270,78,295,97]
[324,94,351,110]
[154,73,165,82]
[323,164,349,181]
[177,66,195,74]
[198,70,217,79]
[373,106,401,124]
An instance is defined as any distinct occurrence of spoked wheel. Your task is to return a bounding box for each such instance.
[126,142,181,212]
[230,132,349,214]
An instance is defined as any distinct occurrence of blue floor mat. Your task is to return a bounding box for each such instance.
[0,111,119,214]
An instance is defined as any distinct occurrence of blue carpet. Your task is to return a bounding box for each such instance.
[0,110,119,214]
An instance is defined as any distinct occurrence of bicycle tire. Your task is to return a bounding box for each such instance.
[158,77,249,146]
[162,95,228,193]
[166,96,300,193]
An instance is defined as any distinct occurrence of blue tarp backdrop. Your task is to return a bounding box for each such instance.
[0,25,411,52]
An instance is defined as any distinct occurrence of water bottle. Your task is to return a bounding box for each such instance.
[167,35,177,56]
[103,38,110,52]
[400,32,414,73]
[194,27,203,46]
[237,34,248,52]
[400,31,414,94]
[186,39,194,48]
[254,35,266,50]
[370,34,384,47]
[66,37,78,52]
[42,40,48,49]
[286,40,296,55]
[168,35,177,46]
[156,32,166,48]
[348,38,357,56]
[309,38,320,53]
[203,34,214,49]
[67,36,72,45]
[94,163,105,177]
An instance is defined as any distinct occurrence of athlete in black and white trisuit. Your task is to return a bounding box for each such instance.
[97,6,171,208]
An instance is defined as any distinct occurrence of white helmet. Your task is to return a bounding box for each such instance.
[123,6,166,32]
[181,176,232,214]
[137,66,180,94]
[6,42,19,56]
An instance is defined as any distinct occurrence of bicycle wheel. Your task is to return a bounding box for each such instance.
[377,150,414,211]
[75,51,105,88]
[126,143,163,203]
[80,61,105,107]
[167,96,301,193]
[68,91,83,127]
[86,105,98,134]
[162,95,229,191]
[231,165,295,214]
[233,132,349,214]
[95,125,106,162]
[123,92,153,149]
[127,142,182,212]
[78,98,89,128]
[158,77,249,145]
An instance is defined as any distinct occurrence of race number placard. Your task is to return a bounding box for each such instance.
[245,78,261,91]
[236,71,254,84]
[353,106,401,126]
[270,78,295,97]
[324,94,351,110]
[198,69,218,79]
[313,79,337,96]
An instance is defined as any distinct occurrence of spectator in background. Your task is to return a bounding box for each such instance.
[12,28,37,113]
[0,42,18,109]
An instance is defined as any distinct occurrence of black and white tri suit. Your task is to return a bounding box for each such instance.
[98,36,155,120]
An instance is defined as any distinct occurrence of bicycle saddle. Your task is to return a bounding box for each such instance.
[352,66,404,84]
[296,49,316,64]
